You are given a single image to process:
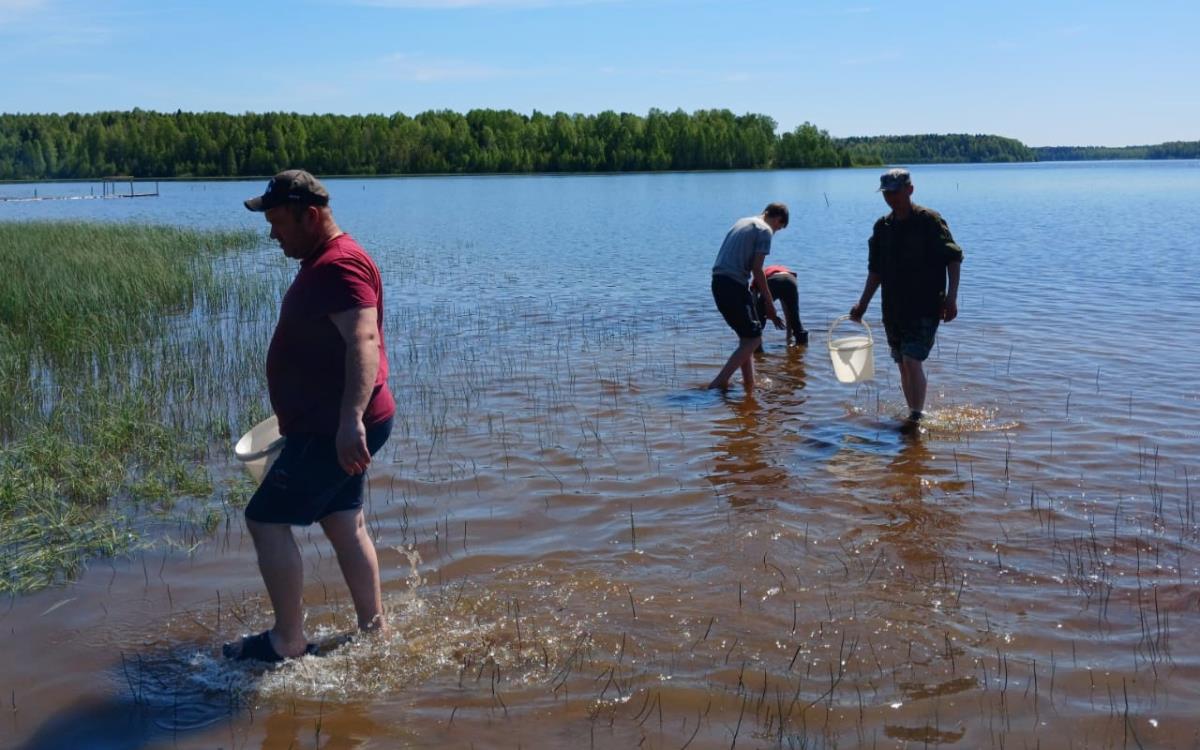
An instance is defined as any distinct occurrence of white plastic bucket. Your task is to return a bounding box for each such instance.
[828,316,876,383]
[234,414,284,483]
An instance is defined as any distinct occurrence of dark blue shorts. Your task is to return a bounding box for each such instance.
[712,275,762,340]
[884,317,940,363]
[244,417,393,526]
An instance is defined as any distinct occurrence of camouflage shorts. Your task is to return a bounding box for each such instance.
[884,316,940,363]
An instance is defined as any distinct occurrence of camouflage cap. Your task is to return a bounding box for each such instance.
[877,168,912,192]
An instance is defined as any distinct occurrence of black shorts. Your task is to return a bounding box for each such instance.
[245,417,393,526]
[712,275,762,340]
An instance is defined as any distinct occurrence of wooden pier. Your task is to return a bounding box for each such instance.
[0,178,160,203]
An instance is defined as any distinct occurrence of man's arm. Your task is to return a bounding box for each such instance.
[751,254,782,327]
[943,261,961,322]
[330,306,380,475]
[930,212,963,323]
[849,272,882,321]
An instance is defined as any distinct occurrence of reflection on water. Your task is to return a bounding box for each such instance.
[875,439,965,567]
[4,162,1200,748]
[709,398,788,509]
[708,348,811,508]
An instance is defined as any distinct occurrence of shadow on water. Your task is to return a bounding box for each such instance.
[663,385,727,409]
[19,646,251,750]
[18,696,170,750]
[797,415,902,465]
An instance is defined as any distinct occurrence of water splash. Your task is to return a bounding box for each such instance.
[922,404,1018,434]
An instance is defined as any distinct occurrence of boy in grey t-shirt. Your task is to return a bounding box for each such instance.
[712,216,774,283]
[709,203,788,392]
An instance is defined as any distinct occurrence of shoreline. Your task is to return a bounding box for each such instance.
[5,157,1198,188]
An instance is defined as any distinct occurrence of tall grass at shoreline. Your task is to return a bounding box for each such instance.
[0,221,285,593]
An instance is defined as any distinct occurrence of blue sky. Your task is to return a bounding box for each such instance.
[0,0,1195,147]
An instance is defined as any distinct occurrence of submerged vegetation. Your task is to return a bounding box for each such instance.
[0,221,285,592]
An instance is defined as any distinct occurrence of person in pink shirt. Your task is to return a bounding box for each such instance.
[754,264,809,348]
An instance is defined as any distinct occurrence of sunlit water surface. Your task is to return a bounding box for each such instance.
[4,161,1200,748]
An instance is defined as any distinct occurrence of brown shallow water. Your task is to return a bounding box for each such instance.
[7,321,1199,749]
[3,164,1200,748]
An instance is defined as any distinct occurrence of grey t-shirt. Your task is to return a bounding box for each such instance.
[712,216,773,283]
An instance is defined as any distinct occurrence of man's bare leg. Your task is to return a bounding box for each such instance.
[898,356,927,414]
[321,508,387,632]
[897,357,928,434]
[243,520,310,657]
[709,337,761,391]
[740,350,756,394]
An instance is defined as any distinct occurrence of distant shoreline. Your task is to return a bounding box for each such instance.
[2,158,1197,189]
[1,109,1197,182]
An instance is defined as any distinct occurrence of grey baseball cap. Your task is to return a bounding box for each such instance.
[877,168,912,192]
[244,169,330,211]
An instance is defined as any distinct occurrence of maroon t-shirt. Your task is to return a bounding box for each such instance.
[266,233,395,435]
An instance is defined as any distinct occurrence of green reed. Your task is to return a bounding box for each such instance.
[0,221,285,593]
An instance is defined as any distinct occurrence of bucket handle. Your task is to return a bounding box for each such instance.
[827,315,873,348]
[237,436,285,462]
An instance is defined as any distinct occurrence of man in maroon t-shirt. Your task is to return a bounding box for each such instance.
[224,170,396,663]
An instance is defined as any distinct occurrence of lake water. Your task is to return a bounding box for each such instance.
[3,161,1200,748]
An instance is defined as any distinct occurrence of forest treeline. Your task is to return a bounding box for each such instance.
[1,109,1196,180]
[833,134,1035,164]
[0,109,849,180]
[1034,142,1200,160]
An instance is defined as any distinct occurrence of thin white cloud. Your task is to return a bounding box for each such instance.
[650,66,703,77]
[838,51,902,66]
[354,0,623,8]
[621,65,764,84]
[376,52,517,81]
[0,0,45,25]
[47,71,115,84]
[0,3,123,48]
